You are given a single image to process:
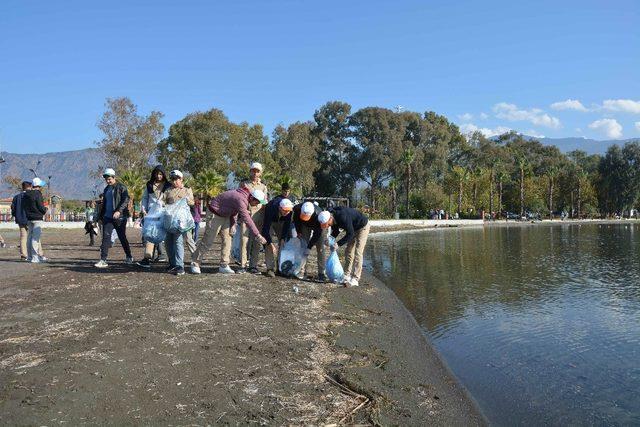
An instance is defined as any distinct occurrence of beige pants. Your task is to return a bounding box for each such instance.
[343,223,370,281]
[239,210,264,268]
[19,224,29,258]
[298,226,327,276]
[192,214,232,266]
[264,222,284,271]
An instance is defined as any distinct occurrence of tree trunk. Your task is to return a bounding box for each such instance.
[489,170,494,220]
[577,185,582,219]
[458,179,463,215]
[548,176,554,220]
[570,190,575,218]
[519,166,525,217]
[405,167,411,219]
[472,182,478,211]
[498,179,503,218]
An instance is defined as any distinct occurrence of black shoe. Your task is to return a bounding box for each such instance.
[174,267,185,276]
[263,269,276,278]
[248,267,260,274]
[154,256,168,263]
[318,274,327,282]
[166,265,178,273]
[136,258,151,268]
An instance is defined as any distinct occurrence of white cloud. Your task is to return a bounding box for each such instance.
[550,99,589,112]
[458,113,474,121]
[602,99,640,114]
[575,128,583,133]
[588,118,623,139]
[635,122,640,133]
[460,123,511,138]
[526,130,545,138]
[493,102,561,129]
[479,112,489,120]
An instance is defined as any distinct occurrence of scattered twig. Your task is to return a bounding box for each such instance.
[233,307,258,320]
[340,397,370,424]
[252,326,259,337]
[215,411,227,423]
[323,374,363,399]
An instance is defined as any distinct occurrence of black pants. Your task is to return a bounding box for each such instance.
[101,218,132,261]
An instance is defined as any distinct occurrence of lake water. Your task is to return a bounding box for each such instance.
[366,223,640,426]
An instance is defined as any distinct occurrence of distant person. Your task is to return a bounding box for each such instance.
[238,162,268,273]
[190,187,268,275]
[163,170,195,275]
[94,168,133,268]
[22,177,48,263]
[11,180,32,260]
[260,183,293,277]
[137,165,171,268]
[84,200,98,246]
[318,206,370,287]
[290,201,327,281]
[192,198,202,242]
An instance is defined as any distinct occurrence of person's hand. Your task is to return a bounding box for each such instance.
[270,242,277,252]
[257,235,267,245]
[113,211,121,220]
[229,225,236,236]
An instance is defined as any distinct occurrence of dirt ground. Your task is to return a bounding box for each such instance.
[0,228,484,426]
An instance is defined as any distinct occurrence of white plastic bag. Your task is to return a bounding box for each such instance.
[163,198,195,233]
[143,205,167,244]
[279,224,303,277]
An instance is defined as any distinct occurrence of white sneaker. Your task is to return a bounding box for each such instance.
[218,264,235,274]
[94,260,108,268]
[125,256,134,265]
[190,262,201,274]
[30,257,40,264]
[38,256,48,262]
[349,277,360,287]
[341,275,351,285]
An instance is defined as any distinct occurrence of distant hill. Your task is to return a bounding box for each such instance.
[0,148,105,199]
[537,137,639,154]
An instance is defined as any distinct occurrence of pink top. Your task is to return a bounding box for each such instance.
[208,188,261,237]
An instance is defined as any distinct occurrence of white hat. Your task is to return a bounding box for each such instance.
[250,188,267,205]
[32,177,45,187]
[102,168,116,177]
[250,162,263,172]
[300,202,315,221]
[318,211,331,224]
[169,170,183,179]
[279,198,294,212]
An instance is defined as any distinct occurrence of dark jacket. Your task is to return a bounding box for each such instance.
[22,189,48,221]
[329,206,369,247]
[98,182,130,221]
[11,192,29,225]
[290,203,323,250]
[261,195,292,244]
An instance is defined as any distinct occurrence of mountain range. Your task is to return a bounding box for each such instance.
[1,136,639,199]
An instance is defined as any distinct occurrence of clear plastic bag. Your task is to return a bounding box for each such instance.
[163,198,195,233]
[279,227,303,277]
[142,205,167,244]
[325,236,345,283]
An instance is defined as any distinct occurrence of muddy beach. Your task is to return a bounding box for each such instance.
[0,228,484,425]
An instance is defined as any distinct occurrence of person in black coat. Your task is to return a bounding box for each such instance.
[22,177,48,262]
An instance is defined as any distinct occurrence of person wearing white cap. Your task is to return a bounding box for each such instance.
[21,177,48,262]
[94,168,134,268]
[191,186,268,274]
[318,206,370,287]
[162,170,195,275]
[237,161,268,273]
[289,201,327,281]
[260,183,293,277]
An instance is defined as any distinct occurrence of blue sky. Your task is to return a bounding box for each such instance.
[1,0,639,154]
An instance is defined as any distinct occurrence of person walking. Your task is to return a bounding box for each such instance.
[84,200,98,246]
[260,183,293,277]
[238,162,268,273]
[290,201,327,281]
[94,168,133,268]
[191,186,268,274]
[11,180,32,260]
[318,206,370,287]
[22,177,48,263]
[192,198,202,242]
[163,170,195,275]
[137,165,171,268]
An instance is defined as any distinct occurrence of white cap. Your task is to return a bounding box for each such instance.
[103,168,116,177]
[250,162,263,172]
[318,211,331,224]
[169,169,183,179]
[300,202,315,220]
[32,177,45,187]
[279,198,294,211]
[250,188,267,205]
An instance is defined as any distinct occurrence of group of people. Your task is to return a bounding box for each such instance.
[6,162,371,287]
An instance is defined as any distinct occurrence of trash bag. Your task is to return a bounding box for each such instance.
[163,198,195,233]
[279,223,303,277]
[142,205,167,244]
[325,236,344,283]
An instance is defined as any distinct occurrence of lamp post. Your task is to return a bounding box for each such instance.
[48,175,53,221]
[29,160,41,177]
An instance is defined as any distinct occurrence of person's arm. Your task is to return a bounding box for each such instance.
[238,203,262,238]
[281,213,292,241]
[336,217,354,247]
[11,196,17,218]
[36,192,47,215]
[116,186,130,214]
[261,208,274,244]
[186,188,195,206]
[307,224,322,249]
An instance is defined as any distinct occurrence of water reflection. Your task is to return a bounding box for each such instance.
[366,224,640,426]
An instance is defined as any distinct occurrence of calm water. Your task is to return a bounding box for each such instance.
[366,224,640,426]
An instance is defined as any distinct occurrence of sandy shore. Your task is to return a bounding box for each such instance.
[0,228,484,425]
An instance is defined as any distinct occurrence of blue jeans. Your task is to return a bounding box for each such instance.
[165,231,186,268]
[193,221,201,242]
[27,220,43,260]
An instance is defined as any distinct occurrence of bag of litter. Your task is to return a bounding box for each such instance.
[325,236,344,283]
[279,229,303,277]
[142,205,167,244]
[164,198,195,233]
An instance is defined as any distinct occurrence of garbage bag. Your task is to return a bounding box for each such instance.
[279,231,303,277]
[325,236,344,283]
[163,198,195,233]
[142,206,167,244]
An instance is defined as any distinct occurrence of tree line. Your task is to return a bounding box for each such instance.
[96,97,640,219]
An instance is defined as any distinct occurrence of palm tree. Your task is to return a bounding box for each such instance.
[118,169,145,216]
[193,168,225,204]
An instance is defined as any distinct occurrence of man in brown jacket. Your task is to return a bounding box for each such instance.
[238,162,268,274]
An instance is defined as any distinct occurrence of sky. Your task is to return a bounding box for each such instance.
[1,0,639,154]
